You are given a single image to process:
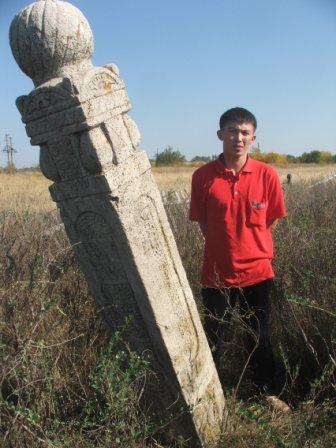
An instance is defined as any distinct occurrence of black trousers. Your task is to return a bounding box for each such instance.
[201,279,276,388]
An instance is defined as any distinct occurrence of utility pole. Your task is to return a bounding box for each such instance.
[3,134,17,173]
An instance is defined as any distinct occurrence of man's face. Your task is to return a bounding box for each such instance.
[217,122,256,160]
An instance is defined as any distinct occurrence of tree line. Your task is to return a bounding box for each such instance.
[250,147,336,164]
[154,146,336,166]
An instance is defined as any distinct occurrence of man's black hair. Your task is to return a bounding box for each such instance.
[219,107,257,131]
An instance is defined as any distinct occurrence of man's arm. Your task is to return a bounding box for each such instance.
[189,170,207,233]
[198,221,206,237]
[266,168,287,226]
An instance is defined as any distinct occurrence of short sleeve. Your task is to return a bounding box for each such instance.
[189,170,207,222]
[266,168,287,224]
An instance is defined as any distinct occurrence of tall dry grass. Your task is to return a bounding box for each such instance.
[1,163,335,210]
[0,172,53,212]
[1,166,336,447]
[154,163,336,191]
[272,163,336,184]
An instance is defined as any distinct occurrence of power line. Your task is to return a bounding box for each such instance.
[3,134,17,172]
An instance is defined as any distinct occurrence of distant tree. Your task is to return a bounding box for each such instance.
[320,151,333,163]
[300,150,322,163]
[191,155,211,163]
[250,146,262,161]
[261,152,287,164]
[250,147,287,163]
[155,146,186,166]
[286,154,299,164]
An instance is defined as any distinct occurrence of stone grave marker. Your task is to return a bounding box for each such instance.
[9,1,226,445]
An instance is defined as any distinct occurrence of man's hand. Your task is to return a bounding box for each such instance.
[268,219,278,231]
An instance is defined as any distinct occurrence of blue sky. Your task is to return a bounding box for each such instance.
[0,0,335,167]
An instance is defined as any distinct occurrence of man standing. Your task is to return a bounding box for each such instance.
[189,107,286,392]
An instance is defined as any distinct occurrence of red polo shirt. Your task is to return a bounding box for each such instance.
[189,156,286,288]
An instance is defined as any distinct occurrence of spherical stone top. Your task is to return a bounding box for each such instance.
[10,0,94,86]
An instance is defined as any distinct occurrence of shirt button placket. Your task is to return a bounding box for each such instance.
[233,176,239,198]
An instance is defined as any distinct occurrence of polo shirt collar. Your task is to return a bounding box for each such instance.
[242,156,254,172]
[214,154,255,174]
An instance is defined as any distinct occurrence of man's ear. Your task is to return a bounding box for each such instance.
[251,134,256,142]
[217,130,224,141]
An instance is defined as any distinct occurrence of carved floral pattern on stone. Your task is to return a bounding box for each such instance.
[39,144,61,181]
[88,73,118,93]
[79,125,117,175]
[48,137,82,181]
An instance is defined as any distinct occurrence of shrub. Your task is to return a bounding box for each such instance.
[190,156,211,163]
[155,146,186,166]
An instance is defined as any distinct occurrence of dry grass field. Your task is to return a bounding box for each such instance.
[0,163,335,212]
[154,163,336,191]
[1,163,336,447]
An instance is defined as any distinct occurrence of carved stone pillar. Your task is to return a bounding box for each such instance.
[10,1,226,445]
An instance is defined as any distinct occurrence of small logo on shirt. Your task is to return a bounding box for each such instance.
[252,200,266,209]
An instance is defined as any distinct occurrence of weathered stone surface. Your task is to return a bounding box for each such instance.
[10,0,94,87]
[10,1,226,445]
